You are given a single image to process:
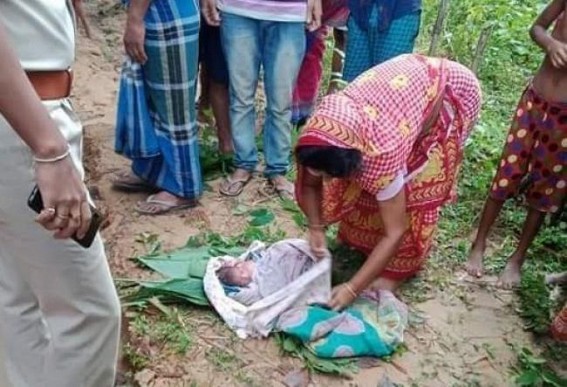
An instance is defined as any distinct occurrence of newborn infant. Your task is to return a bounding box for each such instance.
[216,240,316,305]
[217,260,256,287]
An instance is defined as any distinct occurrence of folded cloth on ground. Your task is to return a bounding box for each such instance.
[277,290,408,358]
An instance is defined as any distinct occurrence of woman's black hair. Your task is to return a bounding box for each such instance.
[296,145,363,178]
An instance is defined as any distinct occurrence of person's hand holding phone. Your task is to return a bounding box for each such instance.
[34,149,91,240]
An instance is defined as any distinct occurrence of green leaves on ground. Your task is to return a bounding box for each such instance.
[513,347,566,387]
[248,208,275,227]
[124,242,245,307]
[275,333,358,376]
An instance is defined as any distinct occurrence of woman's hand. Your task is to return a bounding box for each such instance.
[329,283,358,311]
[309,227,328,259]
[34,156,91,240]
[124,18,147,64]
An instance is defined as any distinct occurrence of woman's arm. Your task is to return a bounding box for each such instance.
[302,171,324,226]
[329,189,408,310]
[123,0,151,64]
[301,171,329,258]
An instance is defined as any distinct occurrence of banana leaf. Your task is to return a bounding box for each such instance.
[137,246,246,280]
[129,244,246,306]
[139,278,209,306]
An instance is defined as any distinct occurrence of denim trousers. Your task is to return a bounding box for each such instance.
[221,12,306,176]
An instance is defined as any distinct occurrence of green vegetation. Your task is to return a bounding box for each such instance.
[418,0,567,382]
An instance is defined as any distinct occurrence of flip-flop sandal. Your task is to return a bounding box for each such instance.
[111,172,157,193]
[135,195,197,215]
[275,186,295,201]
[260,179,295,201]
[219,174,252,197]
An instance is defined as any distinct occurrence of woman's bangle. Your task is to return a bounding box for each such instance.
[344,282,358,299]
[308,223,326,230]
[33,145,71,164]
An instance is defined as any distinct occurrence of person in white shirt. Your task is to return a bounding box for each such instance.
[0,1,120,386]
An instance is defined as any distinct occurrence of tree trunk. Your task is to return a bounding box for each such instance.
[428,0,451,56]
[471,24,494,74]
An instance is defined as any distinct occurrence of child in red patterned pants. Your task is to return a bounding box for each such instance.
[467,0,567,288]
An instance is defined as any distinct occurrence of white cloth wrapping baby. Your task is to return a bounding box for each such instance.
[203,239,332,338]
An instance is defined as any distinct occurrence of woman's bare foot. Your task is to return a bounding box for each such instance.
[465,243,486,278]
[497,260,522,289]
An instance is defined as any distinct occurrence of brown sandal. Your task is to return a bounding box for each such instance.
[219,172,252,197]
[111,171,157,193]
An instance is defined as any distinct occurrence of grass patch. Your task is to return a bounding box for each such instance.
[130,310,194,355]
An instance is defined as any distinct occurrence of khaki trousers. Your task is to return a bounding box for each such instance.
[0,99,120,387]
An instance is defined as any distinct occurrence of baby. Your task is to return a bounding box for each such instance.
[216,240,317,305]
[217,260,256,287]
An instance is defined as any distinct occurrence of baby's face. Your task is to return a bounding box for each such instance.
[227,261,254,286]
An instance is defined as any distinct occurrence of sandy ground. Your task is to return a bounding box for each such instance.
[72,2,547,386]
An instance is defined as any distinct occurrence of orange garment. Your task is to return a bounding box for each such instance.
[296,54,481,280]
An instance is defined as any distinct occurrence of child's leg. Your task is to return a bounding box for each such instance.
[466,87,535,277]
[498,208,545,288]
[466,197,505,277]
[204,24,232,155]
[209,80,232,154]
[327,27,347,95]
[197,66,212,123]
[496,91,567,287]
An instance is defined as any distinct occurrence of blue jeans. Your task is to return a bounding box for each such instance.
[221,12,306,177]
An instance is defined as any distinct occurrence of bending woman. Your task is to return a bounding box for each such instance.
[295,54,481,310]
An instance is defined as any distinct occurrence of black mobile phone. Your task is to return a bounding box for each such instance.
[27,186,103,248]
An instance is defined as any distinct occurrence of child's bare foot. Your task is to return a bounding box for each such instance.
[465,243,485,278]
[497,260,522,289]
